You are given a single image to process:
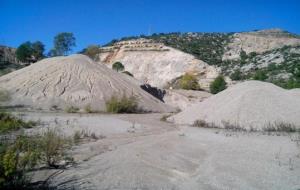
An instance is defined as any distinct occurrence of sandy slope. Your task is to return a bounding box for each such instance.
[169,81,300,130]
[0,54,174,112]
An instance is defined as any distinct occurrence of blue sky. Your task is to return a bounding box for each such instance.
[1,0,299,52]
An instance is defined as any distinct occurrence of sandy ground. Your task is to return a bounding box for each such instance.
[19,112,300,190]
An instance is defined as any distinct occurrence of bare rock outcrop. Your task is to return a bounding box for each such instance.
[0,54,174,112]
[223,29,300,60]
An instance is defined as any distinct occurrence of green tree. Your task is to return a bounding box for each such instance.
[112,62,125,72]
[31,41,45,61]
[179,73,200,90]
[16,41,45,62]
[16,42,33,62]
[210,75,227,94]
[53,32,76,56]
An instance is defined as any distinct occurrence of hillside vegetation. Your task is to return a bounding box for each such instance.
[104,30,300,89]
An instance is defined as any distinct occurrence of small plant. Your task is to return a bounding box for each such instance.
[65,106,79,113]
[38,128,72,168]
[179,73,200,90]
[84,104,93,113]
[0,89,10,103]
[106,94,139,113]
[210,75,227,94]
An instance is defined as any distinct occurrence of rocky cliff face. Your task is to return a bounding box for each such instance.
[98,39,219,90]
[0,46,20,64]
[223,29,300,60]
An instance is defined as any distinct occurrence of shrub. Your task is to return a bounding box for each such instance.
[0,112,35,134]
[84,45,100,61]
[112,62,125,72]
[106,94,138,113]
[84,104,93,113]
[253,70,268,81]
[65,106,79,113]
[210,75,227,94]
[0,136,40,188]
[179,73,200,90]
[230,69,243,80]
[38,128,72,168]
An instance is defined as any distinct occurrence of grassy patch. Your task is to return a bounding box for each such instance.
[106,94,139,113]
[0,128,74,189]
[0,112,36,134]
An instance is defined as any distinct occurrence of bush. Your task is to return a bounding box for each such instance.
[0,136,40,188]
[38,128,72,168]
[0,112,35,134]
[210,75,227,94]
[253,70,268,81]
[84,45,100,61]
[65,106,79,113]
[0,128,73,188]
[106,94,138,113]
[179,73,200,90]
[112,62,125,72]
[230,69,243,80]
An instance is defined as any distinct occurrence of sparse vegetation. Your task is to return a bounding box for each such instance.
[210,75,227,94]
[65,106,79,113]
[0,127,73,189]
[0,89,10,103]
[179,73,201,90]
[106,94,139,113]
[0,112,35,134]
[83,45,100,61]
[38,128,73,168]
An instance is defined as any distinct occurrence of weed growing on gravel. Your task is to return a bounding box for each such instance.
[65,106,79,113]
[263,122,298,132]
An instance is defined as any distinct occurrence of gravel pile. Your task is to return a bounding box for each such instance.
[0,54,174,112]
[169,81,300,130]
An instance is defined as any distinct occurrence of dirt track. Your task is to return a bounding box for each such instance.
[22,112,300,190]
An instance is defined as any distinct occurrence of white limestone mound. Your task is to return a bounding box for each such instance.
[98,39,219,90]
[169,81,300,130]
[0,54,174,112]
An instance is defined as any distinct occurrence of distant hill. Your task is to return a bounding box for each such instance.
[103,29,300,89]
[0,46,25,76]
